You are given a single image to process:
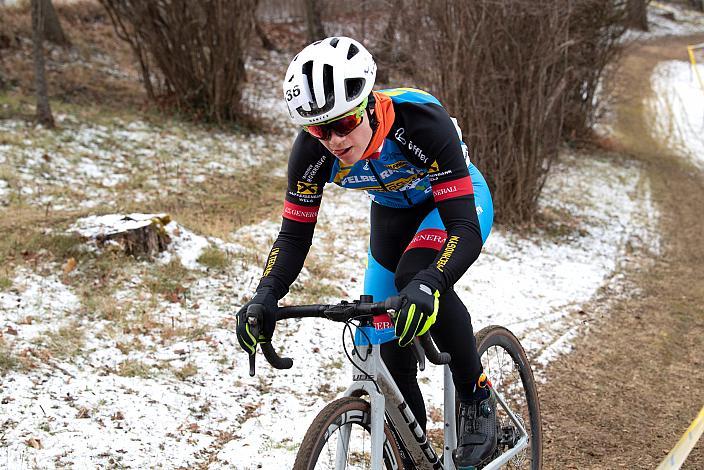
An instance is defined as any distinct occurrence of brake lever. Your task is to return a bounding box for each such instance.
[246,305,264,377]
[412,338,427,371]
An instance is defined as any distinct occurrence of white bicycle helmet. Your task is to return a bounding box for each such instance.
[283,36,377,126]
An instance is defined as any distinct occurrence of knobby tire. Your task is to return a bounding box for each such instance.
[475,325,543,469]
[293,396,403,470]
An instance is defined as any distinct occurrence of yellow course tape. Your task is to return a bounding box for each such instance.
[656,406,704,470]
[687,43,704,91]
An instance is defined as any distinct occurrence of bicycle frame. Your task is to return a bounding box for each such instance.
[338,322,531,470]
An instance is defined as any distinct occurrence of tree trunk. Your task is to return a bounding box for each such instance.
[375,0,403,83]
[627,0,649,32]
[32,0,55,128]
[41,0,71,46]
[255,18,278,51]
[304,0,325,42]
[690,0,704,13]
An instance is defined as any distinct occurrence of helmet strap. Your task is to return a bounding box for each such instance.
[366,92,379,132]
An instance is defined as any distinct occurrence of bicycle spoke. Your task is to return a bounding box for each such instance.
[477,328,541,469]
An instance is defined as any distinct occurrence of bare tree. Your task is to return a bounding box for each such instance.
[100,0,257,123]
[304,0,325,41]
[41,0,71,46]
[392,0,626,223]
[627,0,649,31]
[375,0,403,83]
[31,0,55,128]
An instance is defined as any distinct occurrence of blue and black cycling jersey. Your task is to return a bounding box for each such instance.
[257,88,492,302]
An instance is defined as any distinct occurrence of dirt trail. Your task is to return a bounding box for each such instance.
[540,34,704,469]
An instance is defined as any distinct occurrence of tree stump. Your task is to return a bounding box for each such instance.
[72,214,172,258]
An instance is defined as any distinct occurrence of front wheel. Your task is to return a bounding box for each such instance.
[293,396,403,470]
[476,325,543,469]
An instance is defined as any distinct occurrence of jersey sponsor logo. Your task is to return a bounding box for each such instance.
[394,127,430,164]
[387,160,410,170]
[283,200,319,223]
[373,313,394,330]
[408,140,429,163]
[436,235,460,272]
[405,228,448,252]
[296,181,319,195]
[428,168,453,181]
[432,175,473,202]
[395,128,407,145]
[302,155,328,182]
[340,174,422,192]
[429,160,439,173]
[262,247,280,277]
[342,174,377,185]
[288,190,322,201]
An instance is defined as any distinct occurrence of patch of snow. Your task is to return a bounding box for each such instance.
[2,141,661,470]
[0,179,8,202]
[162,221,211,270]
[70,213,169,238]
[651,60,704,168]
[624,1,704,41]
[0,116,290,210]
[0,272,81,339]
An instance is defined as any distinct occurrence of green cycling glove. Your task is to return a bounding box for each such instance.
[394,280,440,347]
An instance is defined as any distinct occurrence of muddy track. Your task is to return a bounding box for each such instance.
[540,34,704,469]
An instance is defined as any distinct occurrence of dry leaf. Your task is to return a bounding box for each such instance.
[76,407,90,419]
[111,411,124,421]
[5,326,18,336]
[25,437,43,449]
[63,257,78,274]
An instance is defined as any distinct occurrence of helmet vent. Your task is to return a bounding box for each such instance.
[345,78,364,102]
[347,44,359,60]
[329,37,340,48]
[302,60,315,101]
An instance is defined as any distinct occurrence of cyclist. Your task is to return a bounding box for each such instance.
[237,36,496,467]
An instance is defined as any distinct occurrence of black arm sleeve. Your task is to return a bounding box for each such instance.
[393,102,483,293]
[255,132,333,300]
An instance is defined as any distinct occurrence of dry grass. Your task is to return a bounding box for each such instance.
[117,359,153,378]
[144,258,191,302]
[39,323,85,360]
[289,279,345,304]
[0,1,145,112]
[174,362,198,381]
[131,167,286,240]
[196,246,230,271]
[0,337,19,376]
[160,324,208,343]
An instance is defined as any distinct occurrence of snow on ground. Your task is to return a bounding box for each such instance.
[650,60,704,168]
[1,2,697,467]
[1,148,660,468]
[623,1,704,41]
[0,115,288,210]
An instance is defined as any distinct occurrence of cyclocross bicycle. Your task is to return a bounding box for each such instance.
[245,295,542,469]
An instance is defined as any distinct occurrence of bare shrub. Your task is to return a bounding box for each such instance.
[563,1,626,142]
[395,0,626,223]
[99,0,257,123]
[404,1,573,223]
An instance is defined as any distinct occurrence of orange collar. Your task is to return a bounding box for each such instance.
[363,91,395,159]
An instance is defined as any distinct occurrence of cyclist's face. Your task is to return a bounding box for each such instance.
[319,109,373,166]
